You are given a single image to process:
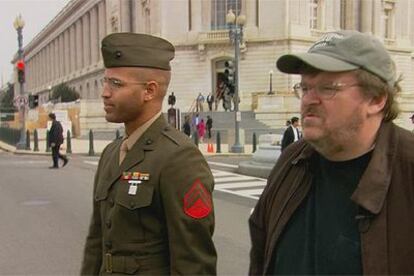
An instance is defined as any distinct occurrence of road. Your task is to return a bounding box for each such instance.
[0,151,263,275]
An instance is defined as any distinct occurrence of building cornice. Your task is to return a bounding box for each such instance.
[24,0,102,59]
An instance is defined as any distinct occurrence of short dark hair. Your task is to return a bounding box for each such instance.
[291,117,299,124]
[48,113,56,120]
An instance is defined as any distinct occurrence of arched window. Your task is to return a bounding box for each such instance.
[211,0,242,30]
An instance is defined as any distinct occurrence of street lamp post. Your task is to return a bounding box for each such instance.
[268,70,274,95]
[226,9,245,153]
[13,14,27,150]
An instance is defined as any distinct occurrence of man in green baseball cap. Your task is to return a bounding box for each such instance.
[81,33,217,275]
[250,30,414,275]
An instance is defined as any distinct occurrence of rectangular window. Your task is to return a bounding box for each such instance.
[310,0,319,29]
[211,0,242,30]
[383,1,395,39]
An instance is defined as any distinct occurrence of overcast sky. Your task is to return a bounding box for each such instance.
[0,0,70,85]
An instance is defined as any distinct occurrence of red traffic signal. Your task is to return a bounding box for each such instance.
[16,60,25,71]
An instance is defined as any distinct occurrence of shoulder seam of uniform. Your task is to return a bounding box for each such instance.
[162,129,181,145]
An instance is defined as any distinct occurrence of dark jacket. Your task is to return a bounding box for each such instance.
[81,117,217,275]
[48,120,64,146]
[249,122,414,275]
[281,126,299,151]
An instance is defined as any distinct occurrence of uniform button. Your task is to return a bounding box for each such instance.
[145,139,153,145]
[105,241,112,249]
[106,220,112,228]
[130,202,135,208]
[108,198,114,207]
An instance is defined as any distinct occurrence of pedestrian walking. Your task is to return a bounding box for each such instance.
[183,115,191,137]
[281,116,301,151]
[249,30,414,275]
[81,33,216,275]
[206,93,214,111]
[167,91,176,107]
[196,92,205,112]
[47,113,68,169]
[206,115,213,139]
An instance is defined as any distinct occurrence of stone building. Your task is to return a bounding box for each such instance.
[19,0,414,132]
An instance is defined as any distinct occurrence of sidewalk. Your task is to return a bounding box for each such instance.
[0,138,254,157]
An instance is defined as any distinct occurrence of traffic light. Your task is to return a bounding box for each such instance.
[16,59,25,84]
[224,60,234,85]
[28,94,39,109]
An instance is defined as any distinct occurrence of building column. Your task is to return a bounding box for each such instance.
[70,24,76,73]
[76,19,83,69]
[97,1,106,61]
[59,33,64,77]
[90,6,99,65]
[63,29,70,76]
[82,13,91,67]
[360,0,373,33]
[120,0,132,32]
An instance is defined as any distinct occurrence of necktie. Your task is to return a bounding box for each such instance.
[119,139,128,165]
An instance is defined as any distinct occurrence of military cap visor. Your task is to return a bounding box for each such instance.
[101,33,175,71]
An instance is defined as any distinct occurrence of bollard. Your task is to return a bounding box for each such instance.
[193,130,199,147]
[88,129,95,156]
[25,130,31,150]
[252,132,257,153]
[216,131,221,153]
[116,129,121,140]
[66,130,72,154]
[46,130,51,152]
[33,129,39,152]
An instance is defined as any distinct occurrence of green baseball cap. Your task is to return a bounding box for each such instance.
[276,30,396,87]
[101,32,175,71]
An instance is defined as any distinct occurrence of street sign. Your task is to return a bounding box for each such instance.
[13,95,28,108]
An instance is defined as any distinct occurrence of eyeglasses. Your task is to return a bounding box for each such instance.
[102,77,148,92]
[293,82,361,100]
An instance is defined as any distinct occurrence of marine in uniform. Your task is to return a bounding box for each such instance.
[80,33,217,275]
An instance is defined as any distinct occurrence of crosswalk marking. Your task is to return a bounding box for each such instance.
[237,189,266,196]
[215,181,266,189]
[215,176,253,183]
[83,161,267,200]
[211,169,266,200]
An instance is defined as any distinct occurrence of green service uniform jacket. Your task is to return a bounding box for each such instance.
[81,117,217,275]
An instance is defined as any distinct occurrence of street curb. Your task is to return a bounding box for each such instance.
[0,140,252,158]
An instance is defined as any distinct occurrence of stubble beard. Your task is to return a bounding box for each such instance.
[303,106,364,158]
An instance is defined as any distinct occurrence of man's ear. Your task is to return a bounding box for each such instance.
[143,81,159,101]
[368,94,387,116]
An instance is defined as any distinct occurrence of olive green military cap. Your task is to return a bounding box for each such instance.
[276,30,396,87]
[101,32,175,71]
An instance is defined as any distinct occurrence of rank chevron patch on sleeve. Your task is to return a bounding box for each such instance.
[183,179,212,219]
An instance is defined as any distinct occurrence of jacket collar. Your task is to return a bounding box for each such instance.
[106,116,168,186]
[120,116,167,172]
[351,122,397,214]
